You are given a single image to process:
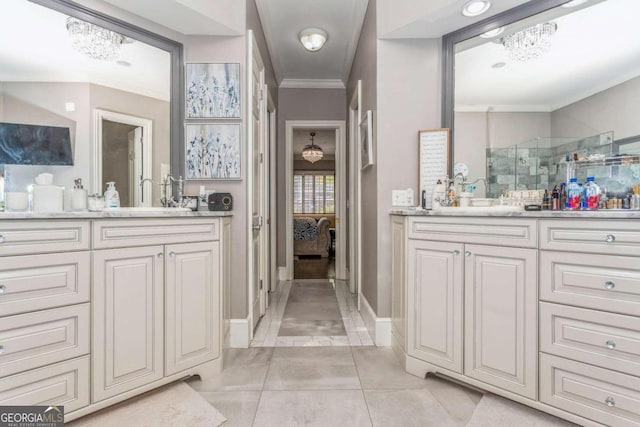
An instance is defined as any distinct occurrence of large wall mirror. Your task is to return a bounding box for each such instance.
[0,0,183,206]
[443,0,640,197]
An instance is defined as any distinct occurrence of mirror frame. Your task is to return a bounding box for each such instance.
[441,0,571,175]
[29,0,185,180]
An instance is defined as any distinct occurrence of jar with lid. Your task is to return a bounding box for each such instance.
[87,194,105,211]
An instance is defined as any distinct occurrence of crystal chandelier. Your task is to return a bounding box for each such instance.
[66,17,124,61]
[500,22,557,62]
[302,132,323,163]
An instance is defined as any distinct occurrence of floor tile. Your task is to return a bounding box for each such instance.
[278,319,346,336]
[253,390,372,427]
[281,302,342,321]
[364,389,459,427]
[467,393,578,426]
[423,376,482,425]
[352,347,431,390]
[199,391,261,427]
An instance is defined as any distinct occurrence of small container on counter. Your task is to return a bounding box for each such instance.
[632,194,640,210]
[87,194,105,211]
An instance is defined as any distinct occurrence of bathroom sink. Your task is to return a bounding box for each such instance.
[101,207,192,212]
[433,205,523,213]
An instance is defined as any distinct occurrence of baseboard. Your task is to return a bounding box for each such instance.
[229,317,250,348]
[278,267,287,281]
[359,293,392,346]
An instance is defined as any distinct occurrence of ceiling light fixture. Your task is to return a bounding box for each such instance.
[302,132,323,163]
[299,28,327,52]
[561,0,589,7]
[462,0,492,17]
[500,22,557,62]
[66,17,124,61]
[480,27,504,38]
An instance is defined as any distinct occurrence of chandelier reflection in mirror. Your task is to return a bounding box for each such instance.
[66,17,125,61]
[500,22,557,62]
[302,132,323,163]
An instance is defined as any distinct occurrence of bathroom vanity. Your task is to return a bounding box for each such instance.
[391,210,640,427]
[0,211,231,422]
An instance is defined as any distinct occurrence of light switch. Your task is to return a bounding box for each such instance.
[392,189,415,206]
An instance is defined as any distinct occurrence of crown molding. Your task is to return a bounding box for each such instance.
[279,79,346,89]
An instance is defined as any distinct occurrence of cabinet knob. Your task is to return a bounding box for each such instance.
[157,253,163,259]
[464,251,472,257]
[605,281,615,290]
[0,285,5,294]
[0,345,5,355]
[606,340,616,350]
[605,234,615,243]
[605,397,615,407]
[169,251,176,257]
[0,234,5,243]
[453,250,460,255]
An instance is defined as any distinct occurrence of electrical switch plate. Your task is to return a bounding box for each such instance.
[392,189,415,206]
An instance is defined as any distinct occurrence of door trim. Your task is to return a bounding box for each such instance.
[267,91,277,293]
[285,120,347,281]
[349,81,362,303]
[94,109,152,206]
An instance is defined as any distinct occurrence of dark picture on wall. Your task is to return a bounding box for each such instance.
[0,122,73,165]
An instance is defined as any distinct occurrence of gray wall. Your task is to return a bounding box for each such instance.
[246,0,277,102]
[347,0,377,311]
[276,88,347,265]
[294,160,335,171]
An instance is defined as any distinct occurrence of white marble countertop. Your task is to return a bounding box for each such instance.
[0,209,233,220]
[390,207,640,219]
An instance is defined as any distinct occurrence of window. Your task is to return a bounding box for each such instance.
[293,172,335,214]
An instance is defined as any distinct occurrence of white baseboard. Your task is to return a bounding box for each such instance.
[359,293,392,346]
[230,317,250,348]
[278,267,287,281]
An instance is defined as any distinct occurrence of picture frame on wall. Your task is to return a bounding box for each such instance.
[185,63,241,118]
[185,123,241,180]
[360,110,374,169]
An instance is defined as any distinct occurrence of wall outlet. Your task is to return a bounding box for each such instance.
[392,189,415,206]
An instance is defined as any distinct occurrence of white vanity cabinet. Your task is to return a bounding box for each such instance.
[395,216,538,400]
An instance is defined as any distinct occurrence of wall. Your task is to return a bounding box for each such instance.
[293,160,335,171]
[276,88,347,265]
[246,0,277,102]
[347,0,378,311]
[102,120,137,206]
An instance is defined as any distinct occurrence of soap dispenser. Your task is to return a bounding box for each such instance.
[72,178,87,211]
[104,182,120,208]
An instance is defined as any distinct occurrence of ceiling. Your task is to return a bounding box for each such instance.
[455,0,640,111]
[0,0,170,101]
[293,129,336,159]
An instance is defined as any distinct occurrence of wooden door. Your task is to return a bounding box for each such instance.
[464,244,537,399]
[92,246,164,402]
[165,242,220,375]
[407,239,464,373]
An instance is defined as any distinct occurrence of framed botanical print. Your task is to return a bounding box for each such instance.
[185,63,240,118]
[185,123,241,180]
[360,110,374,169]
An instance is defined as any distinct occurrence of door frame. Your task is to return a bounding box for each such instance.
[285,119,347,281]
[267,91,277,293]
[348,81,362,306]
[93,109,152,206]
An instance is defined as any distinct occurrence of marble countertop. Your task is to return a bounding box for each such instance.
[0,209,233,220]
[390,207,640,219]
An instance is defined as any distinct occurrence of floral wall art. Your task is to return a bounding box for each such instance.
[186,63,240,119]
[186,123,241,179]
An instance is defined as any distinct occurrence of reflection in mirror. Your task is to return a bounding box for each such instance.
[0,0,178,207]
[447,0,640,198]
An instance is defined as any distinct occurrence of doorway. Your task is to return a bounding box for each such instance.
[94,110,152,207]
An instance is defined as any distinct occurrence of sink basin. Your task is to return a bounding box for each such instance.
[101,207,192,212]
[433,205,523,213]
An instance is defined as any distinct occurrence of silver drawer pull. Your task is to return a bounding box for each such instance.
[0,285,5,294]
[157,253,164,259]
[605,281,615,290]
[0,345,5,355]
[605,397,615,407]
[453,250,460,255]
[606,341,616,350]
[169,251,176,257]
[605,234,615,243]
[0,234,5,243]
[465,251,472,257]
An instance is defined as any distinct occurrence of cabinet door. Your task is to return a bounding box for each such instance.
[407,239,463,373]
[165,241,220,375]
[464,245,537,399]
[92,246,164,402]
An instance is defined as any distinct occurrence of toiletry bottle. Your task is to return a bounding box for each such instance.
[551,185,560,210]
[583,176,600,210]
[104,182,120,208]
[542,189,550,210]
[560,182,567,209]
[72,178,87,211]
[431,179,446,208]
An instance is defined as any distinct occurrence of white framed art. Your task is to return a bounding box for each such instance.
[185,123,241,180]
[185,63,240,118]
[360,110,373,169]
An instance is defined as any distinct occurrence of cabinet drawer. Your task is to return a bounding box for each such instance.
[540,353,640,427]
[540,303,640,377]
[0,251,90,316]
[0,356,89,413]
[540,251,640,316]
[0,304,90,377]
[408,217,536,248]
[93,218,219,249]
[0,221,89,256]
[540,220,640,256]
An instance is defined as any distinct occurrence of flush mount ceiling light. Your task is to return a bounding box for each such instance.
[480,27,504,38]
[500,22,557,62]
[302,132,323,163]
[462,0,492,17]
[561,0,589,7]
[66,17,125,61]
[299,28,327,52]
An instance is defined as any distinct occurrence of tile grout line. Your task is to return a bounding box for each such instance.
[349,345,376,427]
[250,347,276,427]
